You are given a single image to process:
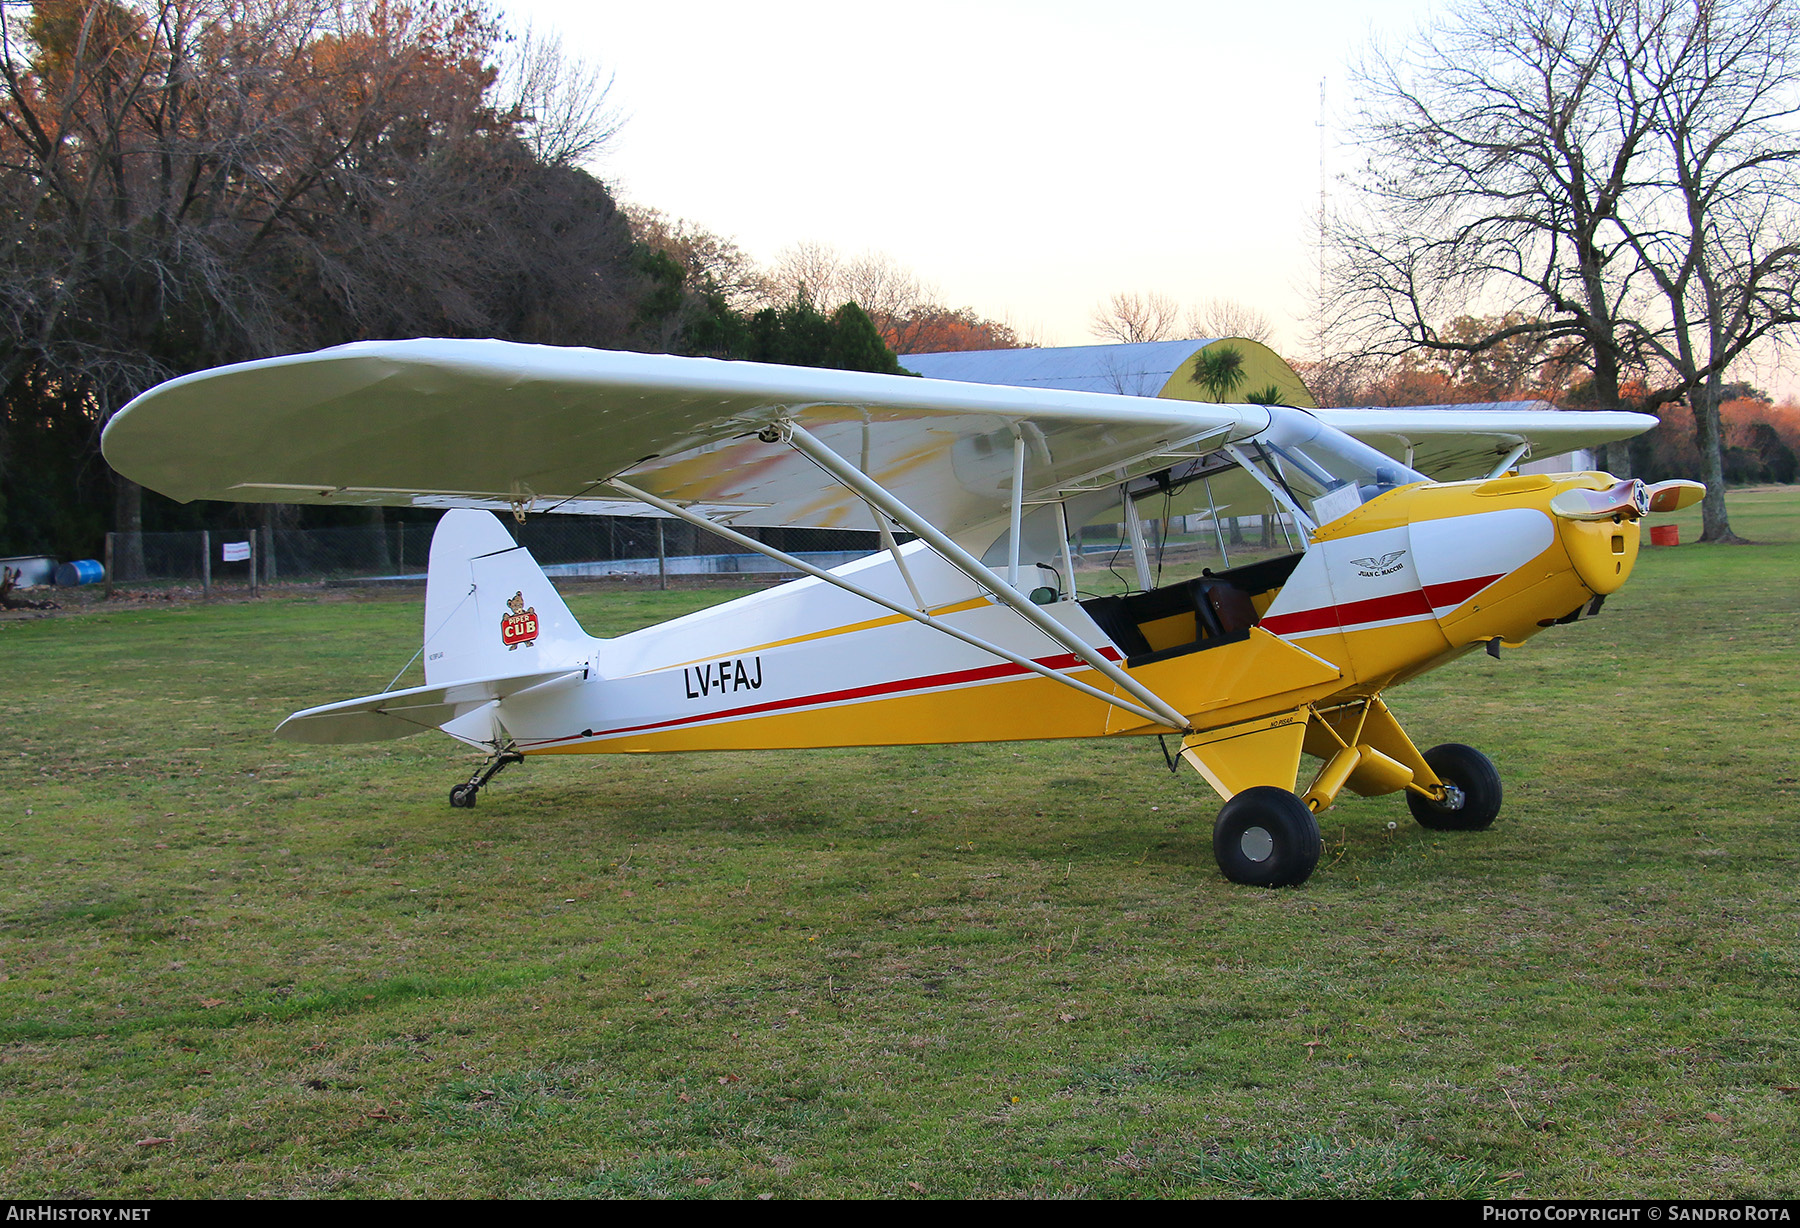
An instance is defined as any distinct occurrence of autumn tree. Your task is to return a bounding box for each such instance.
[0,0,640,561]
[885,305,1022,354]
[626,206,764,311]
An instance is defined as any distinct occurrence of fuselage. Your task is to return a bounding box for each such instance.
[500,471,1638,757]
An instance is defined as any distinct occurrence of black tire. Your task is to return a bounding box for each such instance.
[1212,786,1322,888]
[449,783,478,809]
[1406,743,1501,831]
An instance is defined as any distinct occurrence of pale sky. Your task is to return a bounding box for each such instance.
[502,0,1439,358]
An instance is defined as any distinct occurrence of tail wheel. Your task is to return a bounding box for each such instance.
[1212,786,1322,888]
[1407,743,1502,831]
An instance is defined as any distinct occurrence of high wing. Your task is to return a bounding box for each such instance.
[102,339,1263,544]
[1313,405,1654,481]
[104,341,1660,547]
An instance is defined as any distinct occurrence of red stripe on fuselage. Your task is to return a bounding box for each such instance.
[528,647,1125,746]
[1260,574,1504,637]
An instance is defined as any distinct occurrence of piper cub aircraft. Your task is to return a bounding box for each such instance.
[102,339,1702,887]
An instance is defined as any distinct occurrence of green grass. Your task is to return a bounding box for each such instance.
[0,489,1795,1198]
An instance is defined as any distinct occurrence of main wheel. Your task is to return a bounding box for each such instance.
[449,783,478,809]
[1406,743,1501,831]
[1212,786,1322,888]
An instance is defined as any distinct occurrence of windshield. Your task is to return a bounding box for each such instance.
[1250,407,1426,527]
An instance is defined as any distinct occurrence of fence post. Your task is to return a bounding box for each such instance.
[249,534,258,598]
[261,524,276,584]
[201,530,211,600]
[657,519,668,590]
[104,533,114,598]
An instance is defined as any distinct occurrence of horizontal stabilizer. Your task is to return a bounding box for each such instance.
[275,668,585,744]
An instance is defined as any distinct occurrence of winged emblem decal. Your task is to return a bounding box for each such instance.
[1351,550,1408,577]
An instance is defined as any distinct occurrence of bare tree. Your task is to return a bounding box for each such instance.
[1332,0,1800,540]
[1331,0,1660,424]
[1188,298,1274,343]
[1611,0,1800,541]
[838,251,928,340]
[766,240,845,308]
[1090,291,1182,343]
[497,24,623,168]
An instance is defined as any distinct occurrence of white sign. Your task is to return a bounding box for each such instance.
[222,541,251,562]
[1311,483,1364,528]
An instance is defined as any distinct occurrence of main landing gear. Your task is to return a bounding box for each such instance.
[449,745,524,808]
[1212,787,1322,889]
[1189,700,1504,887]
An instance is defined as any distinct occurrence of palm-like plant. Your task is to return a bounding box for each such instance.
[1192,345,1246,401]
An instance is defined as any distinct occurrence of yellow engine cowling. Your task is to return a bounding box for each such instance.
[1558,514,1640,596]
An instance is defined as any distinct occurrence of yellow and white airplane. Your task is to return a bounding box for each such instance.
[102,339,1702,887]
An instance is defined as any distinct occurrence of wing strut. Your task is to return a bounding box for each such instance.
[774,421,1193,733]
[1487,442,1530,479]
[606,479,1186,732]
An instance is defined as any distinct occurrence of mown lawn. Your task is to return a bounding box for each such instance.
[0,488,1794,1198]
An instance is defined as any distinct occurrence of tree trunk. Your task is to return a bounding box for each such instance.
[1596,441,1635,479]
[1690,378,1742,543]
[368,506,391,572]
[112,475,146,580]
[1588,348,1629,477]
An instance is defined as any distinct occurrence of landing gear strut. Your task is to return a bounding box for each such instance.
[449,745,524,808]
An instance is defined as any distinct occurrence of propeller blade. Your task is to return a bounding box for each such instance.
[1549,479,1650,522]
[1644,479,1705,513]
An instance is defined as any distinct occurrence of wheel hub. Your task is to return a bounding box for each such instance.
[1239,825,1274,863]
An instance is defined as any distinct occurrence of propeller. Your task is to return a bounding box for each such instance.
[1550,479,1650,521]
[1644,479,1705,513]
[1550,478,1706,522]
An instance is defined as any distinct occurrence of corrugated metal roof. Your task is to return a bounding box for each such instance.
[901,339,1220,398]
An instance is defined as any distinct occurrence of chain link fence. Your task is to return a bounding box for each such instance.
[78,504,1304,598]
[94,514,902,591]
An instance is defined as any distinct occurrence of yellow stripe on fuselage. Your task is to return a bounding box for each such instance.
[637,596,992,675]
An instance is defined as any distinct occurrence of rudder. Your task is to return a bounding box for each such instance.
[424,510,593,686]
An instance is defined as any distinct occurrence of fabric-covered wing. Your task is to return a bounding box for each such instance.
[103,339,1260,542]
[1313,406,1657,480]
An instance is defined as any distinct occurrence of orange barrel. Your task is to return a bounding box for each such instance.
[1648,524,1680,547]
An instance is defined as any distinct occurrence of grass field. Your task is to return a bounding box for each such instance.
[1,489,1796,1199]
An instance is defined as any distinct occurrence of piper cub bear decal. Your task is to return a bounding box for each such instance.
[501,591,539,650]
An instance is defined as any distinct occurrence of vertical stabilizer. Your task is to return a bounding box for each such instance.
[423,510,592,687]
